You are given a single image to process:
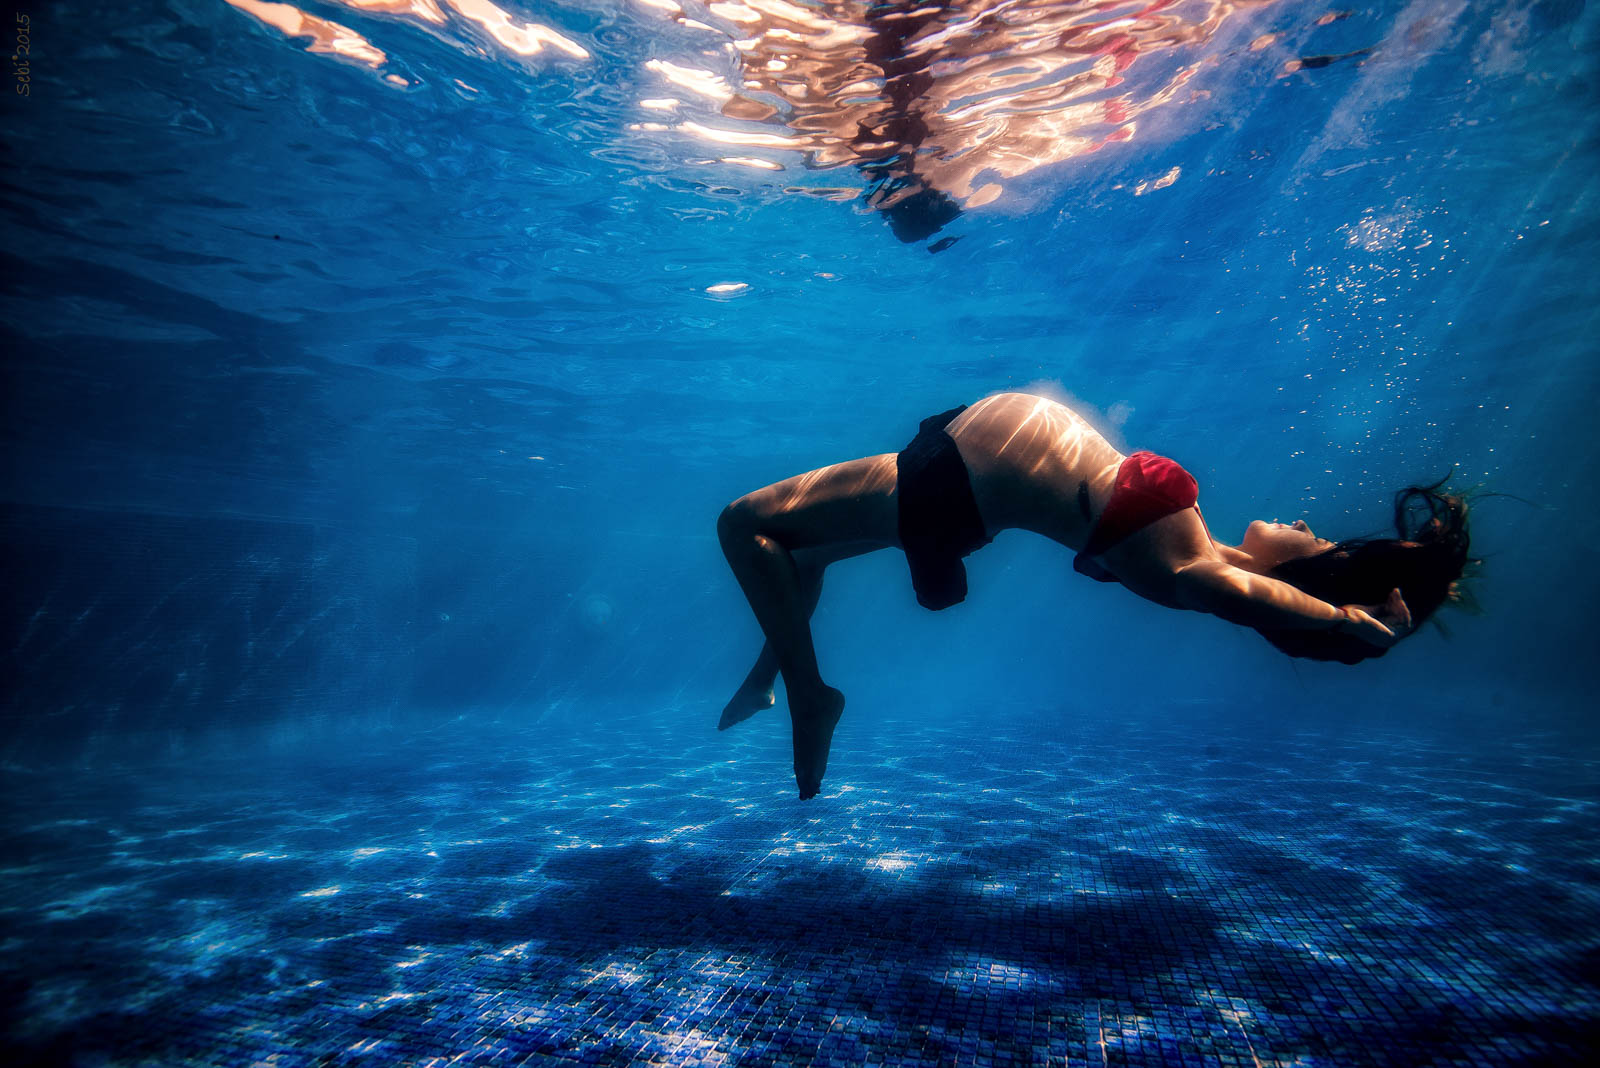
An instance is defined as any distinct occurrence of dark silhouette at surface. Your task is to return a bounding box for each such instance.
[640,0,1372,243]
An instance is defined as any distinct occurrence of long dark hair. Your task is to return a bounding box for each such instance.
[1262,478,1473,664]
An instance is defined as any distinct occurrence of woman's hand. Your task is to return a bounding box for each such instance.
[1337,588,1413,648]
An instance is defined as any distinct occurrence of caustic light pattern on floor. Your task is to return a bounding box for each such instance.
[2,712,1597,1066]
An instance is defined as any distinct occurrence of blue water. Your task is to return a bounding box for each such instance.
[3,1,1598,1064]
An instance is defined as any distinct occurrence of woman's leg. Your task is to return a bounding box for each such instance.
[717,559,822,731]
[716,454,900,799]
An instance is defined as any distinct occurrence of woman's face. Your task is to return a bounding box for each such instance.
[1242,519,1335,570]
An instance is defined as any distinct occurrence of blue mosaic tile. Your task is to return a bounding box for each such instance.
[1,713,1597,1065]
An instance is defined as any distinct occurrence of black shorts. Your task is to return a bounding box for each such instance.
[896,405,992,611]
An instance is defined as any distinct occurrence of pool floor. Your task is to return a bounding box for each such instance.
[2,708,1597,1066]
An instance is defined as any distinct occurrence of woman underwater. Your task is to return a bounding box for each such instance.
[717,392,1473,799]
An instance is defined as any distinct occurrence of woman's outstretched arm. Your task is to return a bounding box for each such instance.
[1173,560,1411,648]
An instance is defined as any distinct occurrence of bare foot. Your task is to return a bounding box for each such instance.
[790,685,845,800]
[718,685,775,731]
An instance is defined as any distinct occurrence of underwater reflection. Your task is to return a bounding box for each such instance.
[223,0,392,71]
[222,0,1381,242]
[642,0,1282,241]
[223,0,589,79]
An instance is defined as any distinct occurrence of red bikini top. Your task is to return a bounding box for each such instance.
[1074,450,1199,583]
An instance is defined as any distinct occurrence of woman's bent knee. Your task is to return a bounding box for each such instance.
[717,498,763,547]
